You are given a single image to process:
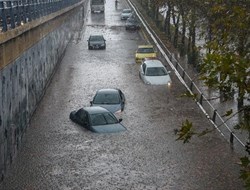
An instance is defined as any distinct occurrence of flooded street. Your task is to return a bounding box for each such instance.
[0,0,244,189]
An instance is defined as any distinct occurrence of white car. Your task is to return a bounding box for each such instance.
[139,59,172,86]
[121,9,133,20]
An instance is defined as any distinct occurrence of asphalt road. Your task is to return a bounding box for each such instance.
[0,0,244,189]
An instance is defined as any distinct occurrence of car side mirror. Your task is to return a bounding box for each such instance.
[119,118,123,122]
[90,101,93,105]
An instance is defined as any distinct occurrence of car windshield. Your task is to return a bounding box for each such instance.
[93,93,120,104]
[90,36,104,41]
[90,113,118,126]
[146,67,167,76]
[137,48,154,53]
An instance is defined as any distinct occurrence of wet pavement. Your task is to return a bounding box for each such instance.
[0,0,245,189]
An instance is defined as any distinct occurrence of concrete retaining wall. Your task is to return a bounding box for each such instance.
[0,0,87,181]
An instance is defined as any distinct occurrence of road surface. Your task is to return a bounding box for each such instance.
[0,0,244,189]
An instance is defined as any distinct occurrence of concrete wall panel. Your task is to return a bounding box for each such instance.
[0,2,87,181]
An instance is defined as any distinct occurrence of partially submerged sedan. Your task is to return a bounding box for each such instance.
[139,59,172,86]
[69,106,126,133]
[90,88,125,114]
[135,45,157,63]
[87,35,106,50]
[125,17,140,30]
[120,8,133,20]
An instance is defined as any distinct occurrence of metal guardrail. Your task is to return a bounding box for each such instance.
[128,0,247,154]
[0,0,81,32]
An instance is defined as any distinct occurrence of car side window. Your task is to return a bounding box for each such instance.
[104,113,117,124]
[142,63,146,73]
[91,114,107,126]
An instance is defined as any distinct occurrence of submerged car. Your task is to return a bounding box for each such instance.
[135,45,157,63]
[125,17,140,30]
[139,59,172,86]
[69,106,126,133]
[88,35,106,50]
[121,9,133,20]
[90,88,125,114]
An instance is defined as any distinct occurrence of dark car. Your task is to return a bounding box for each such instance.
[88,35,106,50]
[90,88,125,114]
[69,106,126,133]
[125,17,140,30]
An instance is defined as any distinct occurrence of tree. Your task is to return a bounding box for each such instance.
[200,1,250,108]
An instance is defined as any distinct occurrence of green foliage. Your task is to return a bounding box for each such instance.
[237,106,250,131]
[222,109,233,117]
[176,120,214,143]
[176,119,196,143]
[239,156,250,189]
[200,1,250,107]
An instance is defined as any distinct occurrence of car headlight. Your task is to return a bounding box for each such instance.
[167,81,171,87]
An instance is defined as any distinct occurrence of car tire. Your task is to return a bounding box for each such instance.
[88,46,92,50]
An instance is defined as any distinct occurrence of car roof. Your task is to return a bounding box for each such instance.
[97,88,120,94]
[144,59,165,68]
[84,106,110,114]
[138,45,154,49]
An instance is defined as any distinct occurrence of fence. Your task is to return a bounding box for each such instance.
[0,0,81,32]
[128,0,247,155]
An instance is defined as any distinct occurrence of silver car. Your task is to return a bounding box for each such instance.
[120,9,133,20]
[90,88,125,114]
[125,17,140,30]
[139,59,172,86]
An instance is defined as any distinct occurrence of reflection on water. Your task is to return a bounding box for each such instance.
[90,12,105,24]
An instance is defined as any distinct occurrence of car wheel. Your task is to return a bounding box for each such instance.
[88,46,92,50]
[103,46,106,50]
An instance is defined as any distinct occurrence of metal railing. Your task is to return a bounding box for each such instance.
[128,0,247,154]
[0,0,81,32]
